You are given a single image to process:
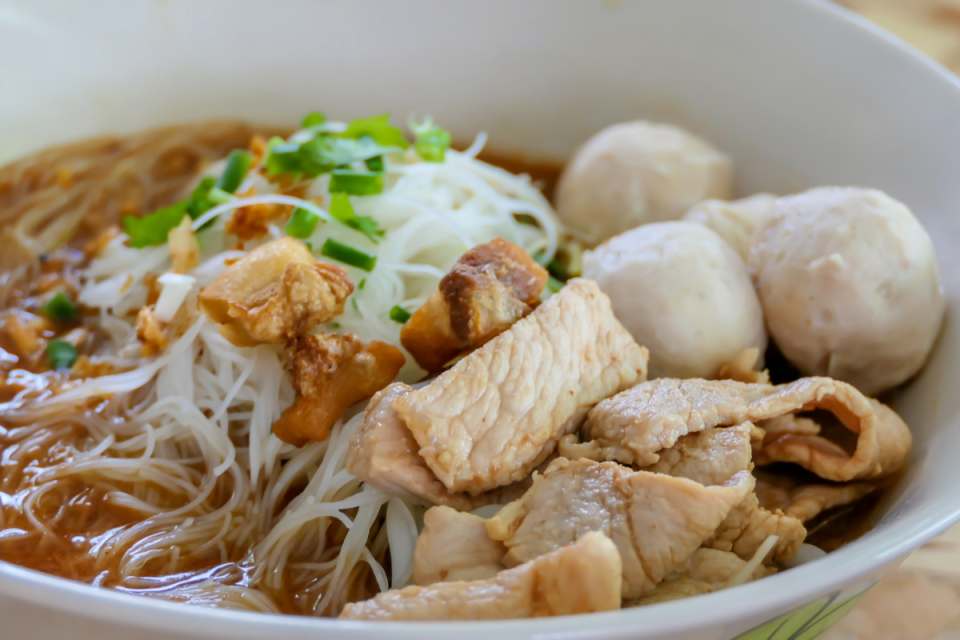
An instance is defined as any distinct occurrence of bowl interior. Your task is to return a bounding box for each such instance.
[1,0,959,638]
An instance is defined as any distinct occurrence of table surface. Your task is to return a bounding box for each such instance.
[824,4,960,639]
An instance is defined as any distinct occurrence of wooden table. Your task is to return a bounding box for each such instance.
[824,2,960,638]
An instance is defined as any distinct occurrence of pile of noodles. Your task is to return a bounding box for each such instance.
[0,119,560,615]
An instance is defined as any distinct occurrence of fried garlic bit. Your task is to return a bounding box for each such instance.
[273,333,405,445]
[198,237,353,347]
[168,216,200,274]
[401,238,548,372]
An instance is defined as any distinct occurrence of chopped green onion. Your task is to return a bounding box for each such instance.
[365,155,384,172]
[328,193,386,243]
[415,125,452,162]
[329,169,383,196]
[265,136,392,179]
[285,207,320,239]
[302,111,327,128]
[216,150,254,194]
[321,238,377,272]
[40,292,77,322]
[305,242,314,252]
[123,201,189,248]
[187,177,234,219]
[341,114,409,149]
[47,339,77,370]
[389,305,412,324]
[547,276,564,293]
[358,278,366,290]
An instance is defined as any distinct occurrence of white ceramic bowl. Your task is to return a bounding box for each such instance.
[1,1,959,638]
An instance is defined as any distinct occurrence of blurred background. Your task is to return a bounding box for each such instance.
[824,4,960,640]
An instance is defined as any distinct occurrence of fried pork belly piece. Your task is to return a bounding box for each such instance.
[400,238,548,372]
[583,377,911,482]
[485,458,753,599]
[394,279,648,495]
[339,531,622,621]
[631,548,776,606]
[225,189,291,241]
[704,492,806,562]
[346,383,528,509]
[198,237,353,347]
[135,306,169,356]
[413,506,506,585]
[272,334,404,445]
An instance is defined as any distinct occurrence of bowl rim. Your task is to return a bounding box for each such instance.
[3,0,960,637]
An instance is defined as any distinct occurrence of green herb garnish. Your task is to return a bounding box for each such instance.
[328,193,385,243]
[320,238,377,272]
[329,169,383,196]
[301,111,327,128]
[265,136,392,179]
[365,155,384,172]
[187,176,234,219]
[216,150,254,194]
[341,114,409,149]
[40,292,77,322]
[415,125,452,162]
[285,207,320,239]
[389,305,412,324]
[547,276,564,293]
[358,278,366,290]
[47,339,78,370]
[123,201,189,248]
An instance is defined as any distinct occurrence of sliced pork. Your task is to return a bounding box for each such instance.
[339,531,622,621]
[413,506,506,585]
[485,457,753,598]
[346,383,526,510]
[631,548,775,606]
[583,377,911,482]
[394,279,648,494]
[704,492,806,562]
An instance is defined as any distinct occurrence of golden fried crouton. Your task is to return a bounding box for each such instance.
[272,333,405,445]
[168,216,200,274]
[224,186,292,241]
[198,237,353,347]
[136,306,168,356]
[401,238,548,372]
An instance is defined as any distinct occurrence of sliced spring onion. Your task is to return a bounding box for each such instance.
[285,207,321,239]
[365,155,384,172]
[216,150,254,193]
[47,339,78,370]
[341,114,409,149]
[40,292,77,322]
[329,169,383,196]
[328,193,385,243]
[415,125,452,162]
[358,278,366,290]
[547,276,564,293]
[187,177,234,219]
[123,201,189,248]
[389,305,411,324]
[265,136,393,179]
[320,238,377,272]
[301,111,327,128]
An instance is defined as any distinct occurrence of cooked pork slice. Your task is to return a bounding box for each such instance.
[583,377,911,481]
[401,238,549,372]
[394,279,648,495]
[272,334,405,445]
[631,548,776,606]
[346,383,526,510]
[485,458,753,599]
[641,422,763,486]
[704,492,806,562]
[754,472,875,524]
[339,531,622,621]
[414,506,506,585]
